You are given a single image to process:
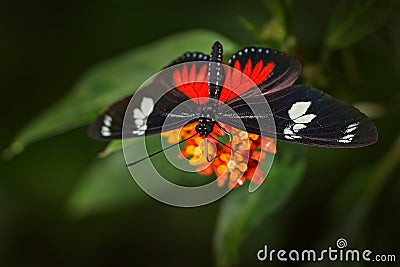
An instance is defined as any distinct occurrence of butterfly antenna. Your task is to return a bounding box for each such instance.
[126,133,198,167]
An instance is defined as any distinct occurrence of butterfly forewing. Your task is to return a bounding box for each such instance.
[88,52,209,140]
[219,85,377,147]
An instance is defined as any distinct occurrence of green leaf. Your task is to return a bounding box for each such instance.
[66,133,207,217]
[327,135,400,239]
[66,151,144,217]
[262,0,286,26]
[325,0,400,49]
[98,140,123,158]
[4,30,238,158]
[213,151,306,267]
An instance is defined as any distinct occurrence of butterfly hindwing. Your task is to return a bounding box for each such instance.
[88,88,199,140]
[218,85,377,147]
[89,95,131,140]
[126,87,198,137]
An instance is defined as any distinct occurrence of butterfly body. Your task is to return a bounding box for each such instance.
[208,41,224,99]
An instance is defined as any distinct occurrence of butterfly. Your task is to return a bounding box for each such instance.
[89,41,378,164]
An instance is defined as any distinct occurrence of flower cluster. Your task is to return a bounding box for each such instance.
[161,122,276,188]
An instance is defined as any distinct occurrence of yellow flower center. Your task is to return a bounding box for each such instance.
[217,165,227,175]
[249,133,259,140]
[220,153,230,162]
[227,160,236,169]
[237,163,248,172]
[239,131,248,140]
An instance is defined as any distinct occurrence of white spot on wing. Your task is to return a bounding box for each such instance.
[103,115,112,127]
[132,97,154,136]
[133,131,143,135]
[101,126,111,137]
[345,127,357,133]
[347,122,359,128]
[140,97,154,116]
[344,122,359,134]
[288,102,312,120]
[134,119,144,126]
[338,122,360,143]
[293,114,317,124]
[284,128,294,135]
[338,139,351,143]
[133,109,145,119]
[292,124,307,132]
[342,134,355,140]
[284,101,316,140]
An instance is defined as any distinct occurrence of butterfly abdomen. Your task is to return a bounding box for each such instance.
[208,41,224,100]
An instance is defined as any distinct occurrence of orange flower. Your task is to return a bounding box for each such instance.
[161,122,276,188]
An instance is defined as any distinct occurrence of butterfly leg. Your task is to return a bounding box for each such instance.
[216,122,233,147]
[204,137,217,162]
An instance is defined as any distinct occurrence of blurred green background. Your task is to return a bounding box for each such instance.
[1,0,399,266]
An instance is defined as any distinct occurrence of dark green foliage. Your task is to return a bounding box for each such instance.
[1,0,399,266]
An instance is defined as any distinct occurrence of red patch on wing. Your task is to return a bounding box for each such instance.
[173,64,209,104]
[220,59,276,103]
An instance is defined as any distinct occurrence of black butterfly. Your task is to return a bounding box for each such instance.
[89,41,378,163]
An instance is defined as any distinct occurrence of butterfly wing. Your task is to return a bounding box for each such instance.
[219,47,301,103]
[216,85,378,147]
[88,87,198,140]
[89,52,210,140]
